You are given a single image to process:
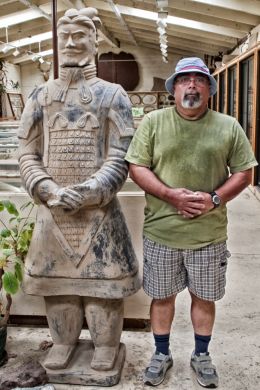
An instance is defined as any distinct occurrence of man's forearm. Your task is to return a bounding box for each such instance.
[128,163,205,218]
[129,164,170,200]
[215,169,252,203]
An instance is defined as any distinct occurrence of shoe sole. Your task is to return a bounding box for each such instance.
[143,360,173,386]
[191,362,218,388]
[197,378,218,388]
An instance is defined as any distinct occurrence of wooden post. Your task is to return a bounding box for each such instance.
[52,0,59,79]
[252,48,259,185]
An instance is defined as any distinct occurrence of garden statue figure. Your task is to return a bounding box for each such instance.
[18,7,140,384]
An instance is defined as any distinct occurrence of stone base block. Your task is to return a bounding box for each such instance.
[45,340,126,387]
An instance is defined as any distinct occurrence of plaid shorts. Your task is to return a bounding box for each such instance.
[143,236,231,301]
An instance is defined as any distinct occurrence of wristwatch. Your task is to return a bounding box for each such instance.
[210,191,221,208]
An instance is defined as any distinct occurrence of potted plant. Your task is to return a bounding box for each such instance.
[0,200,34,366]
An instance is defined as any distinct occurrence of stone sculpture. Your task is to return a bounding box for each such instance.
[18,7,140,386]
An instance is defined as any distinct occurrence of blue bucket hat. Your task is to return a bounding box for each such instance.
[165,57,217,96]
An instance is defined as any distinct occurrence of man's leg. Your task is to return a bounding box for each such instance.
[150,295,176,355]
[151,295,176,334]
[190,291,215,354]
[143,296,175,386]
[142,237,185,386]
[190,291,215,335]
[189,291,219,388]
[186,242,229,388]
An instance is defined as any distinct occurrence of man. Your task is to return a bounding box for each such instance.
[18,8,140,374]
[125,57,258,388]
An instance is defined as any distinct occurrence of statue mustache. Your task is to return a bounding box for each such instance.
[61,49,83,54]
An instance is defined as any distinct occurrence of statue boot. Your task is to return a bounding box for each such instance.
[84,297,124,371]
[44,295,84,369]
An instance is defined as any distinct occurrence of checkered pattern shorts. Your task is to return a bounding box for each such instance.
[143,236,231,301]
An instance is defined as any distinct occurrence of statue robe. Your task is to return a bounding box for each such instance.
[18,66,140,298]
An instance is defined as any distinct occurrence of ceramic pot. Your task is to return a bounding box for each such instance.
[0,325,7,366]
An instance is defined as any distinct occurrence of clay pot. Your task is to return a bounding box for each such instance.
[0,325,8,366]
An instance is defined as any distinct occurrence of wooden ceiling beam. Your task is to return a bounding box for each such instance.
[105,0,138,45]
[121,17,237,44]
[191,0,260,16]
[165,8,255,33]
[135,37,210,55]
[115,0,260,26]
[18,0,51,21]
[132,33,226,55]
[137,42,200,57]
[129,27,234,49]
[167,1,260,26]
[83,0,246,38]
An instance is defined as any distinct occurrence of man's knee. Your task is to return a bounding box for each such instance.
[189,290,215,310]
[152,294,177,307]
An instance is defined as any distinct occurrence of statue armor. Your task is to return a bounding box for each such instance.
[18,66,140,298]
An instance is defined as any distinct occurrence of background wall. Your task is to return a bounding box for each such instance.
[3,62,21,118]
[19,43,182,101]
[20,61,52,100]
[98,42,181,92]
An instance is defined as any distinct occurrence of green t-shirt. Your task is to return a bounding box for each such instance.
[125,107,258,249]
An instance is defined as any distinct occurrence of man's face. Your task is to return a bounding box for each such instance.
[58,23,97,67]
[173,72,210,110]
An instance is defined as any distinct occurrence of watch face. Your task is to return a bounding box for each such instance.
[212,194,221,205]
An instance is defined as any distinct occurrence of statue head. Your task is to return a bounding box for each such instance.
[57,7,101,67]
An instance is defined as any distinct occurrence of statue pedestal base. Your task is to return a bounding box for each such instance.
[45,340,126,387]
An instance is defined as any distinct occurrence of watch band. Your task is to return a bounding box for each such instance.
[210,191,221,208]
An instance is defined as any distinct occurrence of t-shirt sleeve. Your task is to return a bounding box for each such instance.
[125,114,153,167]
[228,120,258,173]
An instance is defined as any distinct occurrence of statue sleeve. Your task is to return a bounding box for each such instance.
[17,87,52,200]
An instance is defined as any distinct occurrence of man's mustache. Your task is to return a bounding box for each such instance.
[184,92,200,100]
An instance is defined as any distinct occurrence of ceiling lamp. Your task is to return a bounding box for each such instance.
[12,48,20,57]
[30,53,45,64]
[29,41,45,64]
[1,26,12,54]
[31,54,40,62]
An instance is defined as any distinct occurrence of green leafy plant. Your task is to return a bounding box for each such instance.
[0,200,35,327]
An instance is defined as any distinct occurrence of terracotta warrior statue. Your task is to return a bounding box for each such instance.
[18,7,140,375]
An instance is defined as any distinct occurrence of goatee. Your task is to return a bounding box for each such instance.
[182,93,202,109]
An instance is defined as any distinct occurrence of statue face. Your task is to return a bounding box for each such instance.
[58,22,97,67]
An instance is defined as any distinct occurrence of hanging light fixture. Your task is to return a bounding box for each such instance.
[30,41,46,64]
[1,26,12,54]
[31,54,40,62]
[156,1,168,63]
[12,48,20,57]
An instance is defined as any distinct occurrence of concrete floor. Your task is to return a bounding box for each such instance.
[3,188,260,390]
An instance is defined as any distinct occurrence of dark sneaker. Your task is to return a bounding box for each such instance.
[190,351,219,388]
[143,351,173,386]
